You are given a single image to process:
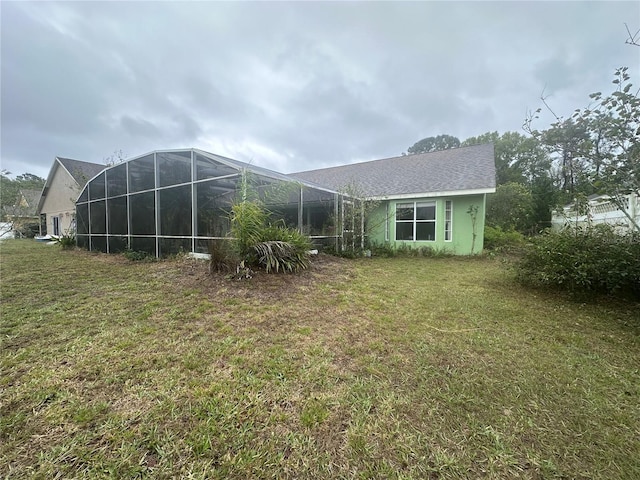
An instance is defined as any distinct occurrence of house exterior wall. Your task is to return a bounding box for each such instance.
[367,194,487,255]
[39,164,80,235]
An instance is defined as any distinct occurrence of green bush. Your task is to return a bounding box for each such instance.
[208,239,238,273]
[252,224,312,273]
[484,226,525,251]
[123,249,156,262]
[253,240,310,273]
[369,242,452,258]
[228,197,312,274]
[55,233,76,250]
[516,225,640,298]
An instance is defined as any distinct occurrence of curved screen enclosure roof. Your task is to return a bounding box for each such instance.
[75,148,343,257]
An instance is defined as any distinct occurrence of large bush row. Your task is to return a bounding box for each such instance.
[516,225,640,298]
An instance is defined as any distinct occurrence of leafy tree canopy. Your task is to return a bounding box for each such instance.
[0,172,45,214]
[486,182,534,233]
[406,134,460,155]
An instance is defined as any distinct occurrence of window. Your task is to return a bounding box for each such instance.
[52,216,60,236]
[395,201,436,241]
[445,200,452,241]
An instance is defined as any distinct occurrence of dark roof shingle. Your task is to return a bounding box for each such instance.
[291,143,496,198]
[57,157,105,186]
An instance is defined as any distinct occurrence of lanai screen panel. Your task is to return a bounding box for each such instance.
[76,149,341,257]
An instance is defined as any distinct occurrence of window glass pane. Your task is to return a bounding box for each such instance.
[159,185,192,236]
[89,172,106,200]
[130,237,156,255]
[107,163,127,197]
[130,192,155,235]
[196,181,233,237]
[416,203,436,220]
[90,200,106,234]
[78,186,89,203]
[196,152,237,180]
[396,203,414,220]
[396,222,414,240]
[108,235,128,253]
[76,203,89,234]
[129,154,155,192]
[108,196,128,235]
[416,222,436,241]
[91,235,107,253]
[159,238,192,257]
[158,151,192,187]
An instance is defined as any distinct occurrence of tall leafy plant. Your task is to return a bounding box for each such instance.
[225,170,312,274]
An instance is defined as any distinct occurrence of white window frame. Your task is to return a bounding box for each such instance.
[395,201,436,241]
[444,200,453,242]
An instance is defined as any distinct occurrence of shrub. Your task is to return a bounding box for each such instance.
[55,233,76,250]
[253,240,310,273]
[484,225,526,251]
[208,239,238,273]
[516,225,640,298]
[368,242,453,258]
[123,249,156,262]
[227,197,312,274]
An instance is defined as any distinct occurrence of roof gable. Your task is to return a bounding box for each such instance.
[37,157,105,214]
[291,143,496,198]
[57,157,105,186]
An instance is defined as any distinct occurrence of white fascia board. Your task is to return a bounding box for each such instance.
[37,158,66,214]
[368,188,496,201]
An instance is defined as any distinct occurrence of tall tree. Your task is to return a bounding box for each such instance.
[0,172,45,217]
[575,67,640,230]
[526,67,639,231]
[486,182,534,233]
[463,131,554,228]
[405,134,460,155]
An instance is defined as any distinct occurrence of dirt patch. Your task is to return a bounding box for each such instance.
[154,253,355,303]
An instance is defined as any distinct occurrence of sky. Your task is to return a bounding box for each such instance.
[1,1,639,180]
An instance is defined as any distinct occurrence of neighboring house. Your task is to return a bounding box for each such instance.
[37,157,105,236]
[551,193,639,233]
[293,143,496,254]
[3,189,42,237]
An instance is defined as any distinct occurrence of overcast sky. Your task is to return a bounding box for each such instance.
[2,1,639,180]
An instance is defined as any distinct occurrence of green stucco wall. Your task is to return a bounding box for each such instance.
[367,194,487,255]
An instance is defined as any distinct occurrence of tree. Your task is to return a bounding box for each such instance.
[405,134,460,155]
[526,67,640,231]
[580,68,640,230]
[0,172,45,221]
[463,131,554,229]
[486,182,534,233]
[462,131,551,186]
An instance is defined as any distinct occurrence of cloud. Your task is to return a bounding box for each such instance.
[1,1,639,180]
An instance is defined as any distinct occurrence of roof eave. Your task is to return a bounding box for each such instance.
[368,187,496,201]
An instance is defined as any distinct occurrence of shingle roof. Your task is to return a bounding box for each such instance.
[291,143,496,198]
[57,157,105,186]
[19,189,42,214]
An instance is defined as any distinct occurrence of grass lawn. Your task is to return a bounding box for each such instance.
[1,240,639,479]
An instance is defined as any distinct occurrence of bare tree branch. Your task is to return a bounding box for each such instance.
[624,23,640,47]
[540,86,562,123]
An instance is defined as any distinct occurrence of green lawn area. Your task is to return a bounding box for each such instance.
[1,240,639,479]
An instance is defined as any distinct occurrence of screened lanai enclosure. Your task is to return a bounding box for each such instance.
[75,149,365,257]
